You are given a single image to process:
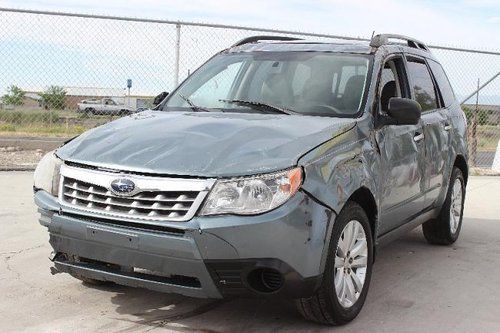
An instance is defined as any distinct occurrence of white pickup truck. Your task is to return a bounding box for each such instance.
[77,98,134,115]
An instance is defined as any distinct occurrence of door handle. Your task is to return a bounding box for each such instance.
[413,132,424,143]
[444,123,452,131]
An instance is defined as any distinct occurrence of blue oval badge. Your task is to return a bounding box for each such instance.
[110,178,135,195]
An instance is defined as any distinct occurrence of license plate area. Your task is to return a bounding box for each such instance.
[86,226,139,249]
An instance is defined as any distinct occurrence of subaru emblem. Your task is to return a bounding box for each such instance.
[110,178,135,196]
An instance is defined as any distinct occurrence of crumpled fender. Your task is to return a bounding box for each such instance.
[298,116,380,239]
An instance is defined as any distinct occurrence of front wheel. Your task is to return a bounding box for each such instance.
[422,167,465,245]
[84,108,96,116]
[296,201,373,325]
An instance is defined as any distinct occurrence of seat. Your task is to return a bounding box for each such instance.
[341,75,365,112]
[380,80,397,112]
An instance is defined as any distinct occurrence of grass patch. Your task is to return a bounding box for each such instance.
[0,108,120,136]
[0,124,16,132]
[0,109,60,124]
[474,126,500,150]
[0,124,87,137]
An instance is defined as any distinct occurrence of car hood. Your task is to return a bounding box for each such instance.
[57,110,356,177]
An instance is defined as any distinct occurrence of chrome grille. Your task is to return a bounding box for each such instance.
[59,164,215,222]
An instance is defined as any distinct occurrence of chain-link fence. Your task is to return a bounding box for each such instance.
[0,8,499,170]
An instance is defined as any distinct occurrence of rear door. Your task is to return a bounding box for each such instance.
[405,56,451,209]
[376,54,426,235]
[427,59,457,195]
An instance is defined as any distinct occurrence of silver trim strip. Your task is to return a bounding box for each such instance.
[58,164,216,222]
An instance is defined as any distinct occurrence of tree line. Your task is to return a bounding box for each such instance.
[1,85,67,109]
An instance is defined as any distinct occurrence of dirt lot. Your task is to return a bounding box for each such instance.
[1,172,499,332]
[0,147,44,170]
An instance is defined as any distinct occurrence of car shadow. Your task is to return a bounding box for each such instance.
[101,225,484,332]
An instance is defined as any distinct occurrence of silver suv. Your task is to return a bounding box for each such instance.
[34,34,468,325]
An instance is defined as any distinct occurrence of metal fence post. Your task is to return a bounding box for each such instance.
[470,79,480,167]
[174,23,181,88]
[460,72,500,105]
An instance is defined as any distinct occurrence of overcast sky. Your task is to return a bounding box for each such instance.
[1,0,499,49]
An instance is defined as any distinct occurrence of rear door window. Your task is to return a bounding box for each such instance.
[428,60,457,107]
[406,57,438,112]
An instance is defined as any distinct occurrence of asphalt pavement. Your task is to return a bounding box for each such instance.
[1,172,499,333]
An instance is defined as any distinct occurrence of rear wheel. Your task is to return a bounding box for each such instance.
[422,167,465,245]
[296,201,373,325]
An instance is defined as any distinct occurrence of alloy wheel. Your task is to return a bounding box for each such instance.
[334,220,368,308]
[449,178,463,234]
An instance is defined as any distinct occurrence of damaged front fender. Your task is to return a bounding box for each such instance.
[298,116,380,248]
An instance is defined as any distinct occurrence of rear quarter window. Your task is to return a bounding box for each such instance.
[428,60,457,107]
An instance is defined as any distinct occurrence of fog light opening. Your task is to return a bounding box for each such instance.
[247,268,284,293]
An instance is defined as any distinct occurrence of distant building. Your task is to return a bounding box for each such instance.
[20,86,154,110]
[22,92,43,108]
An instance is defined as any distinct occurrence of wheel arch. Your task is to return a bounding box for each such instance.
[453,154,468,185]
[347,187,378,242]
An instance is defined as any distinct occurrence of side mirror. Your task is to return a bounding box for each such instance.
[387,97,421,125]
[153,91,169,106]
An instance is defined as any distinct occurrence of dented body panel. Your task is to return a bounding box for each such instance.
[56,111,355,177]
[36,184,333,298]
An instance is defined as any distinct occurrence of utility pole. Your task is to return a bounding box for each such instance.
[174,23,181,87]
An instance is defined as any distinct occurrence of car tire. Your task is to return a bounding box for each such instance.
[422,167,465,245]
[296,201,373,325]
[84,108,96,116]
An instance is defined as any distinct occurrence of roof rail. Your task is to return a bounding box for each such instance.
[231,35,302,47]
[370,34,429,51]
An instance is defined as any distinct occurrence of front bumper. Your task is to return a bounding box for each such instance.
[35,189,335,299]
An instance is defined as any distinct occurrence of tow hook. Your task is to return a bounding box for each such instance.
[49,252,62,275]
[48,251,57,261]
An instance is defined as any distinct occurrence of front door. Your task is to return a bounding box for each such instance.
[376,55,426,235]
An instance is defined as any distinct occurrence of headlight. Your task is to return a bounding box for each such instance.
[200,168,302,216]
[33,151,63,196]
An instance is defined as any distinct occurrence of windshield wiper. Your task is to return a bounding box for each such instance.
[219,99,297,115]
[179,94,212,113]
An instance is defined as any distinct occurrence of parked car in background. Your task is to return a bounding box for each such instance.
[34,34,468,325]
[77,97,134,115]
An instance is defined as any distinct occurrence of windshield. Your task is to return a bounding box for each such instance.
[163,52,372,117]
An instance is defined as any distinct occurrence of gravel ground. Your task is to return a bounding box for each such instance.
[0,147,45,170]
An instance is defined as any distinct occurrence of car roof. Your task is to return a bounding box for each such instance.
[228,41,373,54]
[225,34,439,62]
